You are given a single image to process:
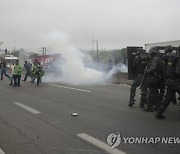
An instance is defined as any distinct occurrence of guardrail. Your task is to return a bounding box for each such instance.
[111,72,132,85]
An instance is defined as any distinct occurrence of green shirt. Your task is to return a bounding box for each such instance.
[13,64,23,75]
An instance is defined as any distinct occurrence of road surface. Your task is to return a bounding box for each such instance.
[0,79,179,154]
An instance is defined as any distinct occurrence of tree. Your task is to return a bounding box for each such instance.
[29,52,39,59]
[12,50,20,57]
[120,48,127,64]
[120,48,127,59]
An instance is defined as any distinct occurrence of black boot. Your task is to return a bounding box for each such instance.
[155,113,166,119]
[140,103,145,109]
[143,104,153,112]
[128,99,135,107]
[143,108,153,112]
[140,97,146,108]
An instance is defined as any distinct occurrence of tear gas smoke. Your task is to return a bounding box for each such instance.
[42,31,127,85]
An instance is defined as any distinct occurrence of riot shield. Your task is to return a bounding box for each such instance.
[127,46,143,80]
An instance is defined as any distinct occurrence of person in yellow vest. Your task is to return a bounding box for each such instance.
[13,60,23,87]
[31,61,45,86]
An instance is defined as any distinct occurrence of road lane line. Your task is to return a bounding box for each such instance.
[49,84,91,93]
[0,147,5,154]
[14,102,41,114]
[77,133,126,154]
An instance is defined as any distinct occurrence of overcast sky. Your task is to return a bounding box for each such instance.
[0,0,180,50]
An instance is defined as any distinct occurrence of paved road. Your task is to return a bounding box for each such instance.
[0,78,180,154]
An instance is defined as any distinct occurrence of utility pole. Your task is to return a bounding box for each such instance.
[96,40,99,63]
[92,37,94,52]
[13,40,16,51]
[42,47,47,55]
[45,47,47,55]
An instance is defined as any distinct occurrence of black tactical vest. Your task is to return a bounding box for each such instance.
[134,53,149,74]
[166,54,176,78]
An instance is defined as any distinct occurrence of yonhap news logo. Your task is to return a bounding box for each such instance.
[107,132,180,148]
[107,132,121,148]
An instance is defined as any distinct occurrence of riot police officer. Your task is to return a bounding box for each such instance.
[155,50,180,119]
[143,47,165,112]
[162,45,177,104]
[128,48,149,107]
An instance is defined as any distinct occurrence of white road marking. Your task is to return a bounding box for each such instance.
[0,147,5,154]
[14,102,41,114]
[77,133,126,154]
[49,84,91,93]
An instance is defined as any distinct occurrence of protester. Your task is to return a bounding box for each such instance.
[0,59,10,80]
[31,61,45,86]
[22,61,32,81]
[13,60,23,87]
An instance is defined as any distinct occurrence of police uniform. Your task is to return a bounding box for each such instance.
[143,47,164,112]
[162,46,177,105]
[155,54,180,119]
[129,49,149,107]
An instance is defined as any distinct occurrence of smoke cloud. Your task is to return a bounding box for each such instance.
[42,31,127,85]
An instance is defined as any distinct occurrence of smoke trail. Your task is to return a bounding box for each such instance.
[42,31,127,85]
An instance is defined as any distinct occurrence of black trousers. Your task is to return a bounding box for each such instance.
[24,71,32,81]
[37,76,41,86]
[157,79,180,116]
[13,75,21,86]
[147,87,159,109]
[1,68,10,80]
[129,74,143,101]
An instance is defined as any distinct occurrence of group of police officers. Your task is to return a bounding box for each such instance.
[128,45,180,119]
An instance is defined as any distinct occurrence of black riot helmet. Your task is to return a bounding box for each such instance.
[147,47,159,57]
[132,48,145,56]
[165,45,173,53]
[137,48,145,53]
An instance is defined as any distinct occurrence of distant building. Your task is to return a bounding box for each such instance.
[144,40,180,50]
